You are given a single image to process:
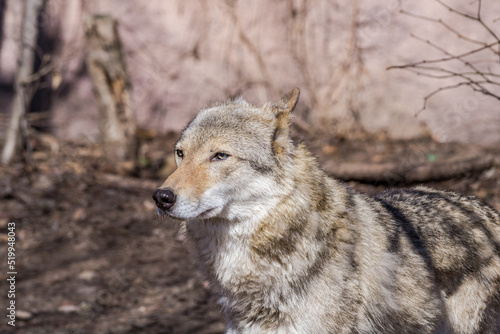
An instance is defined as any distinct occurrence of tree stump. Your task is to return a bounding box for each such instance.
[84,15,137,162]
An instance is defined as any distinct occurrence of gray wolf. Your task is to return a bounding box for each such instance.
[153,88,500,333]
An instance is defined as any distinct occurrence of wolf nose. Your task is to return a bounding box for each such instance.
[152,188,177,210]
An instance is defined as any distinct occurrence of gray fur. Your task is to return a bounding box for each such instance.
[154,89,500,333]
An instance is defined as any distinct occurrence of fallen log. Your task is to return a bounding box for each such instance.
[323,154,496,184]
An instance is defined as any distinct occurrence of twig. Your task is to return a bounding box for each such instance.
[417,82,474,115]
[405,65,500,80]
[402,66,500,88]
[387,40,499,70]
[436,0,499,41]
[399,9,491,48]
[21,55,53,85]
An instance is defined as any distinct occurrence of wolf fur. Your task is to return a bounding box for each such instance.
[153,88,500,334]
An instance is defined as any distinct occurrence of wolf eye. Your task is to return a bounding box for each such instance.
[175,149,183,158]
[211,152,229,161]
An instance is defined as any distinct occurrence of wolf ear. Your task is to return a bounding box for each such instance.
[269,88,300,163]
[273,88,300,114]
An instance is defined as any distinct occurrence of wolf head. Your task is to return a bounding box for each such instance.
[153,88,300,220]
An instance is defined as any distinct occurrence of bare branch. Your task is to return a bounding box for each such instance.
[436,0,499,41]
[389,0,500,113]
[409,34,494,79]
[404,65,500,113]
[399,9,491,48]
[388,40,499,70]
[435,0,478,21]
[21,54,53,85]
[404,65,500,84]
[416,82,475,116]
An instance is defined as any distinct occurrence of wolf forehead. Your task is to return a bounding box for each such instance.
[178,98,278,148]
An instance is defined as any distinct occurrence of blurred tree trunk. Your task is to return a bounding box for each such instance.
[84,15,137,163]
[1,0,46,164]
[0,0,6,58]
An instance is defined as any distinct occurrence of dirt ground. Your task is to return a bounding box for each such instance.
[1,131,499,334]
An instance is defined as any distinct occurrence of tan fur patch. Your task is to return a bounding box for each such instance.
[161,151,211,201]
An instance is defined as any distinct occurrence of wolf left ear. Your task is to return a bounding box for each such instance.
[269,88,300,163]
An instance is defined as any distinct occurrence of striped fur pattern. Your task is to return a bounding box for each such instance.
[153,88,500,333]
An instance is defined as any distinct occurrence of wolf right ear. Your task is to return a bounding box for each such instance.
[268,88,300,163]
[273,88,300,114]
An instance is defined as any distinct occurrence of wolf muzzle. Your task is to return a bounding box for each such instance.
[152,188,177,211]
